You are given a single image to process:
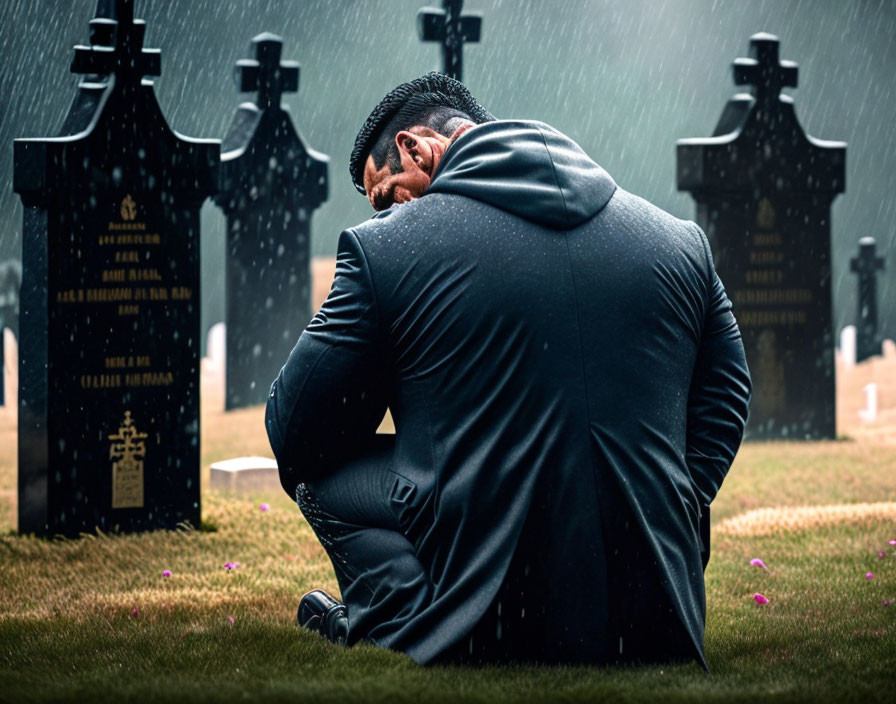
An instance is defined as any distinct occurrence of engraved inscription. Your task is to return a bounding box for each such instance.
[749,250,785,266]
[732,288,813,305]
[56,193,194,391]
[745,269,784,285]
[738,310,807,327]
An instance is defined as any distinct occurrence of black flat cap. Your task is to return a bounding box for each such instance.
[349,71,494,194]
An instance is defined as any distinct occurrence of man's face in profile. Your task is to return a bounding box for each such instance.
[363,127,451,211]
[362,122,475,211]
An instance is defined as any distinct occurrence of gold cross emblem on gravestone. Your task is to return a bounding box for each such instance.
[109,410,148,509]
[756,197,776,229]
[120,194,137,221]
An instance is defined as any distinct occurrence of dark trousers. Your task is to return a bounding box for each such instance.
[297,435,704,664]
[296,435,435,649]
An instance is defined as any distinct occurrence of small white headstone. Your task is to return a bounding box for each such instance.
[839,325,856,368]
[2,327,17,407]
[859,383,878,423]
[207,322,226,371]
[883,339,896,360]
[210,456,280,493]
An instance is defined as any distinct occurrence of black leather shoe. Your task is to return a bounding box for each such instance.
[297,589,349,645]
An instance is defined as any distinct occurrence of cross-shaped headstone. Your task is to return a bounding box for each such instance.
[678,32,846,439]
[234,33,299,110]
[13,0,218,535]
[732,32,798,105]
[70,0,161,81]
[850,237,886,362]
[417,0,482,81]
[217,32,327,411]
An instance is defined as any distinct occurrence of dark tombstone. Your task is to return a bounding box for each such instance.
[850,237,885,362]
[216,33,328,410]
[417,0,482,81]
[678,33,846,439]
[12,0,218,536]
[0,260,22,406]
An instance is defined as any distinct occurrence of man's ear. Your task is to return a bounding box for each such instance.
[395,130,432,172]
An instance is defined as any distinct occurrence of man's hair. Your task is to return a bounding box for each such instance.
[349,72,495,194]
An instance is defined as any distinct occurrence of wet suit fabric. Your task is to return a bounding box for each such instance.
[266,120,752,667]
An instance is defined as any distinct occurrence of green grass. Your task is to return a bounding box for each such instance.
[1,409,895,702]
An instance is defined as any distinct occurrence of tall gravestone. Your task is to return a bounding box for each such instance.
[850,237,885,362]
[13,0,218,536]
[216,33,328,410]
[678,33,846,439]
[0,260,21,406]
[417,0,482,81]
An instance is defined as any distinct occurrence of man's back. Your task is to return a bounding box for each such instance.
[268,119,750,666]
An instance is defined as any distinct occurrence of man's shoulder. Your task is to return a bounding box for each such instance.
[599,187,713,285]
[348,191,478,245]
[610,187,693,233]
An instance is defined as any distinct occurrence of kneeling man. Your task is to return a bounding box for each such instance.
[266,72,751,667]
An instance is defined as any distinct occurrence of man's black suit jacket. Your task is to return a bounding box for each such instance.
[267,120,751,667]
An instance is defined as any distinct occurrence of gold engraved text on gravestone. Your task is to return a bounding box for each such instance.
[732,289,813,305]
[753,233,782,247]
[739,310,807,327]
[738,198,811,330]
[105,356,151,369]
[745,270,784,285]
[109,410,148,509]
[749,250,785,265]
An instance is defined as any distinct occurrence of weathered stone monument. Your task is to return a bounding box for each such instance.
[216,33,328,410]
[417,0,482,81]
[850,237,885,363]
[0,260,21,406]
[678,33,846,439]
[13,0,218,536]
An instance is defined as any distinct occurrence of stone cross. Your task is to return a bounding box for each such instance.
[732,32,798,105]
[850,237,885,362]
[417,0,482,81]
[71,0,161,82]
[234,32,299,109]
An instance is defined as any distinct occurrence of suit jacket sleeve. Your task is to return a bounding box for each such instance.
[265,228,390,497]
[686,224,752,507]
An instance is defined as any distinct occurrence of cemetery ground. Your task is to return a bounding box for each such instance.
[0,329,895,703]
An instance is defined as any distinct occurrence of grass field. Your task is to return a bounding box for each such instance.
[1,340,895,702]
